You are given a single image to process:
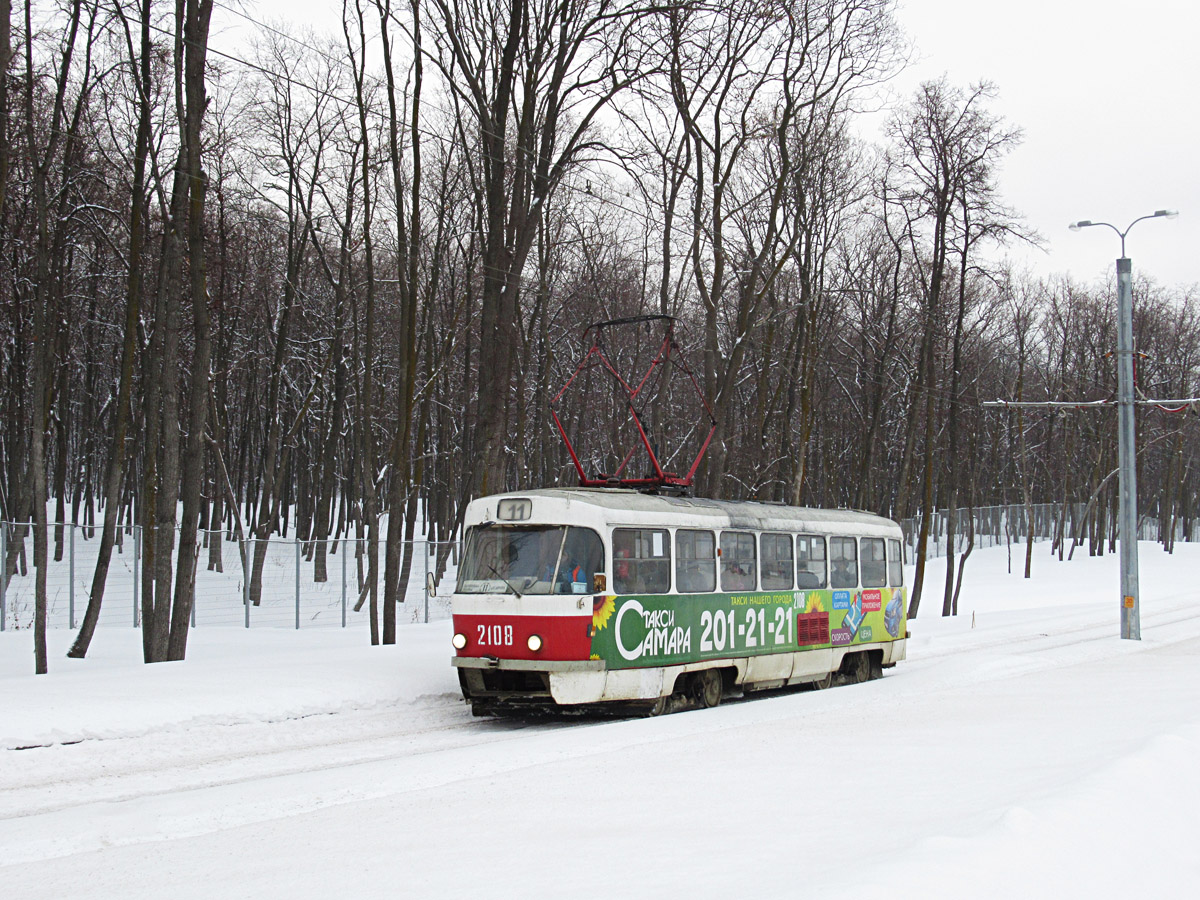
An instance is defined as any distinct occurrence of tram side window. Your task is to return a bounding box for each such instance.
[554,527,605,594]
[760,533,794,590]
[888,539,904,586]
[796,535,827,588]
[829,536,858,589]
[675,529,716,593]
[613,528,671,595]
[861,538,887,588]
[720,531,757,592]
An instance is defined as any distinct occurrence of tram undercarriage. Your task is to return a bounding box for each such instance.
[455,638,906,716]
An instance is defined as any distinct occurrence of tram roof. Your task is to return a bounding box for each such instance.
[473,487,899,533]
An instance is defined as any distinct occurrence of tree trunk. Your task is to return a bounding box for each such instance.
[67,0,153,659]
[168,0,214,661]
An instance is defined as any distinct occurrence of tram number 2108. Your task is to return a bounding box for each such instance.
[699,607,792,653]
[477,624,514,647]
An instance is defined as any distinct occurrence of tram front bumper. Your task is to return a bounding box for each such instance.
[452,656,606,672]
[452,656,651,705]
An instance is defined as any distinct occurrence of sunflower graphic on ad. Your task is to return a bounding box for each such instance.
[593,596,616,631]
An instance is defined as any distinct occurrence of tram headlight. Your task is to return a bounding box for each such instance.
[452,632,468,650]
[527,634,543,652]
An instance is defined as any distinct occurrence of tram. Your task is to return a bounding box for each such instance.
[451,487,907,715]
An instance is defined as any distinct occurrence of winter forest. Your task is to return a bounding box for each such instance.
[4,0,1200,673]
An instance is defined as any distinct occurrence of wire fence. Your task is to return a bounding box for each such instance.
[4,504,1188,631]
[0,521,460,632]
[899,502,1178,562]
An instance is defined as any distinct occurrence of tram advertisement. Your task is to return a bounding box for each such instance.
[590,587,906,669]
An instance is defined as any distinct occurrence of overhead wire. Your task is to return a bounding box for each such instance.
[203,1,669,233]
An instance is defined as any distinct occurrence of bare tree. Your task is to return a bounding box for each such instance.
[69,0,154,658]
[649,0,900,497]
[426,0,648,496]
[888,78,1023,619]
[167,0,215,660]
[23,0,91,672]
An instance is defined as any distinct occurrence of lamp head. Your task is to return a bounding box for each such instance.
[1069,220,1093,231]
[1154,209,1179,219]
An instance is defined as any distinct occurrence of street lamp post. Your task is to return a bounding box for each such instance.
[1069,209,1178,640]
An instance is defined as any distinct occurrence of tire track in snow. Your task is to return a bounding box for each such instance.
[0,698,567,820]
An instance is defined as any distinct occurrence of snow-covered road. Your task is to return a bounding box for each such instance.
[2,543,1199,899]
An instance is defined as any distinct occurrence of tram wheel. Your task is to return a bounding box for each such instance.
[645,696,669,717]
[692,669,723,709]
[845,652,871,684]
[811,671,834,690]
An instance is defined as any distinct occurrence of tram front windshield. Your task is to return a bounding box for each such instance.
[457,525,603,595]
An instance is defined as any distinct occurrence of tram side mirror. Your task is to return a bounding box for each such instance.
[593,573,607,593]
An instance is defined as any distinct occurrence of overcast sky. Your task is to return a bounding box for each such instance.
[231,0,1198,288]
[890,0,1198,288]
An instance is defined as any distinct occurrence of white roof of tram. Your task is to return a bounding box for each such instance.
[465,488,901,538]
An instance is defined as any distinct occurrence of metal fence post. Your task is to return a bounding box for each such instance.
[1,522,6,632]
[295,538,301,630]
[244,537,251,629]
[423,541,430,624]
[341,537,347,628]
[133,525,141,628]
[69,524,75,629]
[191,551,197,628]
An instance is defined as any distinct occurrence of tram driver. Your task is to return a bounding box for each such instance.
[555,527,604,594]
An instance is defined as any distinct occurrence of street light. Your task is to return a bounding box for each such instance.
[1069,209,1178,640]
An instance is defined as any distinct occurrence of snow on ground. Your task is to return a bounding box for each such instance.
[1,540,1199,899]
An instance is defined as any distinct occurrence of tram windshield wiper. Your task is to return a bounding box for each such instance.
[483,560,523,598]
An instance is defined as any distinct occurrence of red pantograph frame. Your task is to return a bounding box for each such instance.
[549,316,717,490]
